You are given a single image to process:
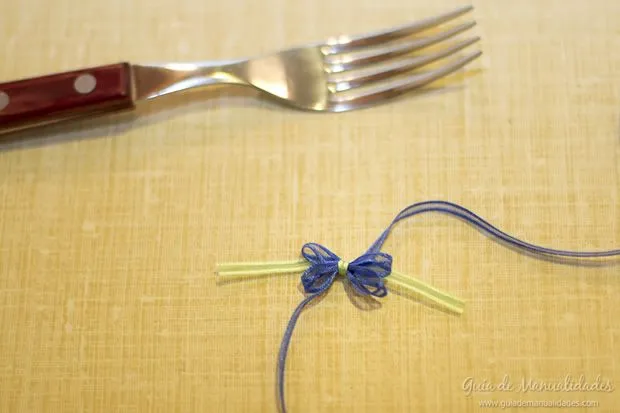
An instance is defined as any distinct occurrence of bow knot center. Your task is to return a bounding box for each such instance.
[337,259,349,276]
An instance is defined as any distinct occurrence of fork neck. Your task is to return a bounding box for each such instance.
[132,60,246,101]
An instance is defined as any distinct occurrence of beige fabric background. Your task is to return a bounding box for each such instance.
[1,0,619,412]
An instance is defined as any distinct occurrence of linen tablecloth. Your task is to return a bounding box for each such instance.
[1,0,618,411]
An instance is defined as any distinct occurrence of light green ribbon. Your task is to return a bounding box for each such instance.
[216,260,464,314]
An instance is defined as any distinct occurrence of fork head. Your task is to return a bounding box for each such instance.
[239,5,481,112]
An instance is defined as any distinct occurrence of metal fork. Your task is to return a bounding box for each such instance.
[0,6,480,133]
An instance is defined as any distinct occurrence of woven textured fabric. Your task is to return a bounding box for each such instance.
[1,1,619,412]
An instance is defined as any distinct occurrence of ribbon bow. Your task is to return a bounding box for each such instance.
[216,200,619,413]
[300,242,392,297]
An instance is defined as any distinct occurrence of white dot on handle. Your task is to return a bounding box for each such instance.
[74,74,97,94]
[0,92,9,111]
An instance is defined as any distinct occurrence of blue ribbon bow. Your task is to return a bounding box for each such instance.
[300,242,392,297]
[217,201,620,413]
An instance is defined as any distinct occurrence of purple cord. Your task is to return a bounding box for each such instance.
[276,200,619,412]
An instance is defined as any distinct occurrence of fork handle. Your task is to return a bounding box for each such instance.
[0,63,134,134]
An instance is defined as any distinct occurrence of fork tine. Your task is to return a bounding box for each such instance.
[325,21,476,71]
[323,5,474,54]
[328,37,480,93]
[329,50,481,109]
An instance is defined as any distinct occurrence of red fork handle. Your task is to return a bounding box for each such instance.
[0,63,135,134]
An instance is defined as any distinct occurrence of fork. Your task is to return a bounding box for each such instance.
[0,6,480,134]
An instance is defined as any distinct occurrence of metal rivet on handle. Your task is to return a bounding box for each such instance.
[0,92,9,111]
[74,74,97,94]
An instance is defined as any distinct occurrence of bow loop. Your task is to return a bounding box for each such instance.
[300,243,392,298]
[347,252,393,297]
[301,242,340,264]
[300,263,336,294]
[300,243,340,294]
